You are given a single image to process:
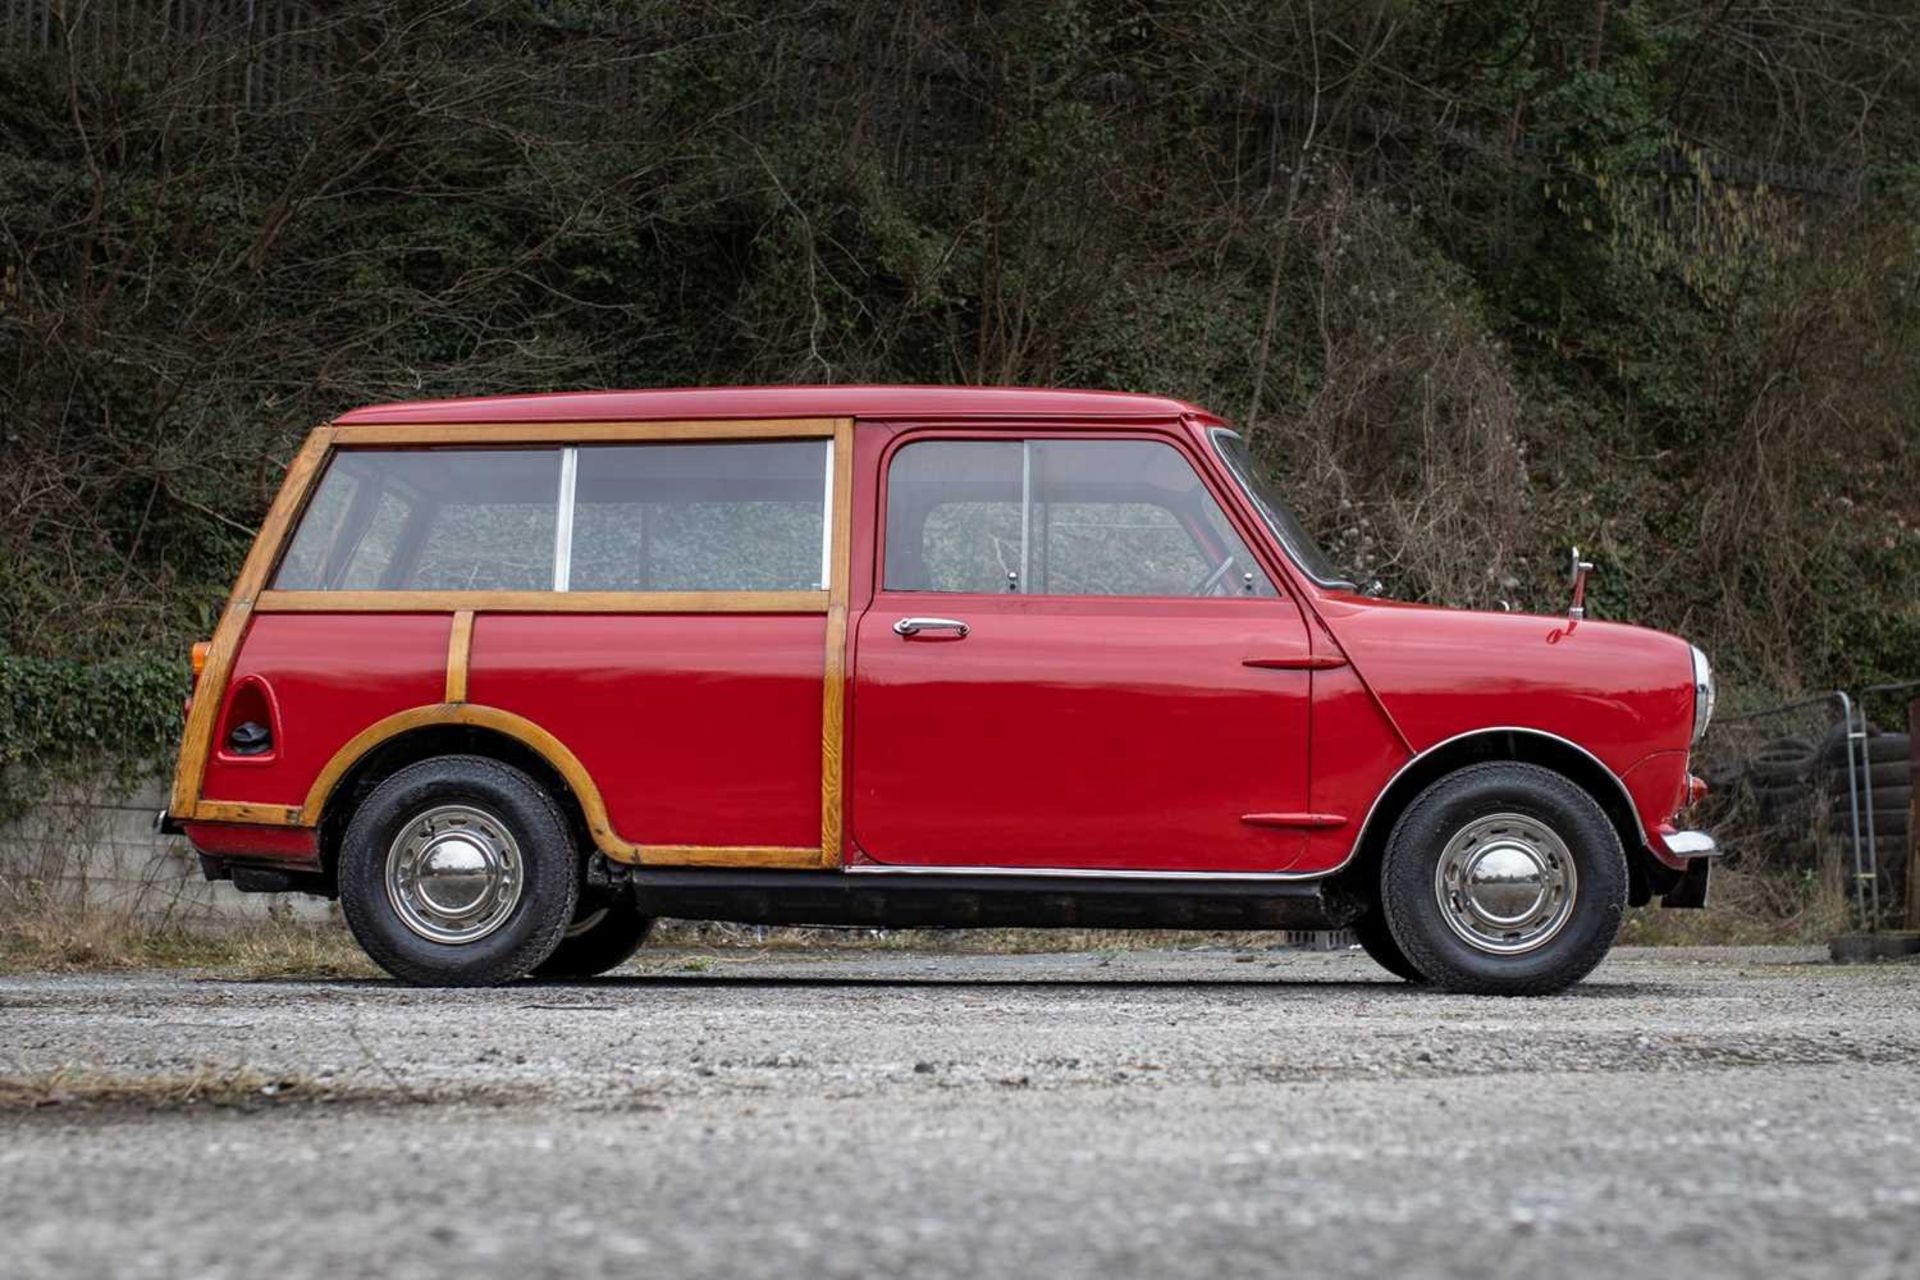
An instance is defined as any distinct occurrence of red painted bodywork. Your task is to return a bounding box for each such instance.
[182,822,319,864]
[471,615,825,848]
[192,386,1703,881]
[852,594,1313,871]
[200,613,448,807]
[331,385,1215,426]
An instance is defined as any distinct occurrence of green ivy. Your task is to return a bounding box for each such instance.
[0,656,187,822]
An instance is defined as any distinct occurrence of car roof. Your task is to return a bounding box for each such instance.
[331,385,1219,427]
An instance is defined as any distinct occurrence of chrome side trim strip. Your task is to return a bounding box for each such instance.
[845,727,1652,886]
[845,863,1313,882]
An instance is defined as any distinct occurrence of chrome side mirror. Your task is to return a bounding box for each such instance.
[1567,547,1595,621]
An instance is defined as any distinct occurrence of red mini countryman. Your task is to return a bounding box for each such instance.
[165,387,1718,992]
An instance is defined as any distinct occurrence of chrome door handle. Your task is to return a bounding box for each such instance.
[893,616,970,638]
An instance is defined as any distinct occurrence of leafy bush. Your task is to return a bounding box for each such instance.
[0,0,1915,729]
[0,657,185,821]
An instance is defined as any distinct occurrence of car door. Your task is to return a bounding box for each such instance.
[850,429,1317,873]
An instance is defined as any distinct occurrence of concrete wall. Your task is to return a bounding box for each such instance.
[0,779,334,926]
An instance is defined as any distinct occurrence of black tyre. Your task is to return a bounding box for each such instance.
[339,755,579,987]
[1869,732,1910,763]
[1821,730,1909,769]
[1749,736,1816,785]
[1352,909,1427,983]
[1847,760,1912,789]
[1748,779,1813,819]
[1379,762,1627,996]
[1860,784,1912,812]
[1826,808,1909,840]
[532,895,655,979]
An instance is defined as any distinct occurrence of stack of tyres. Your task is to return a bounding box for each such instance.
[1821,730,1912,842]
[1747,735,1820,822]
[1806,727,1911,913]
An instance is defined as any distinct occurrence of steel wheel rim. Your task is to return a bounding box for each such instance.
[385,804,524,945]
[1433,812,1578,956]
[563,907,609,939]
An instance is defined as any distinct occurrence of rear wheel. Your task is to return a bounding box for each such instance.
[339,755,578,986]
[1352,909,1426,983]
[1379,762,1627,996]
[532,896,655,979]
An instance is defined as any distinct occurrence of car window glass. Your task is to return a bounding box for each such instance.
[570,441,829,591]
[273,465,361,589]
[337,489,413,588]
[885,441,1022,593]
[273,449,560,591]
[885,437,1275,597]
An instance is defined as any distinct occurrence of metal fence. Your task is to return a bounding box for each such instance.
[1695,689,1915,932]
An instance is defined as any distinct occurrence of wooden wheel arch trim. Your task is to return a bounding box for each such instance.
[281,703,819,868]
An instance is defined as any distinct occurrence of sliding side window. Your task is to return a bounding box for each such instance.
[568,440,830,592]
[884,438,1276,598]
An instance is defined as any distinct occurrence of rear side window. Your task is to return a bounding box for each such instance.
[884,438,1277,598]
[274,440,831,593]
[274,449,560,591]
[570,441,828,591]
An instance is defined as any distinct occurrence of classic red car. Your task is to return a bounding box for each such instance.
[166,386,1717,992]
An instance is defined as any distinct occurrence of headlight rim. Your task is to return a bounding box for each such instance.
[1689,643,1715,746]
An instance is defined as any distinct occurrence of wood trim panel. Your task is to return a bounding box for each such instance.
[635,845,826,869]
[169,427,336,817]
[255,589,828,615]
[191,800,305,826]
[333,417,842,446]
[818,419,855,869]
[445,611,475,703]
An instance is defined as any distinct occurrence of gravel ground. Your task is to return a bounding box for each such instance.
[2,944,1917,1280]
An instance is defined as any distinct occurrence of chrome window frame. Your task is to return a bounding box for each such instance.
[1207,428,1355,591]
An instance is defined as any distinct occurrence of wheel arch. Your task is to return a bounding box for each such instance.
[305,705,634,870]
[1334,728,1656,905]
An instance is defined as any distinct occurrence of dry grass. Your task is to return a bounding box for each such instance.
[1620,861,1855,946]
[0,1066,335,1113]
[0,910,377,979]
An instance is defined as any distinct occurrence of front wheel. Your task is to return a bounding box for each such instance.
[1379,762,1627,996]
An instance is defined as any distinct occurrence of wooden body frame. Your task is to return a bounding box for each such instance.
[171,418,856,870]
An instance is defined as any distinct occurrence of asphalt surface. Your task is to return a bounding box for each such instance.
[2,944,1917,1280]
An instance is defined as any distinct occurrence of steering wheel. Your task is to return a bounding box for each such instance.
[1193,555,1238,597]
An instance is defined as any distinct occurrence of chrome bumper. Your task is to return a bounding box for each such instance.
[1662,830,1719,859]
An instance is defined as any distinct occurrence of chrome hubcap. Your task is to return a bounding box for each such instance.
[1433,812,1577,955]
[385,804,523,945]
